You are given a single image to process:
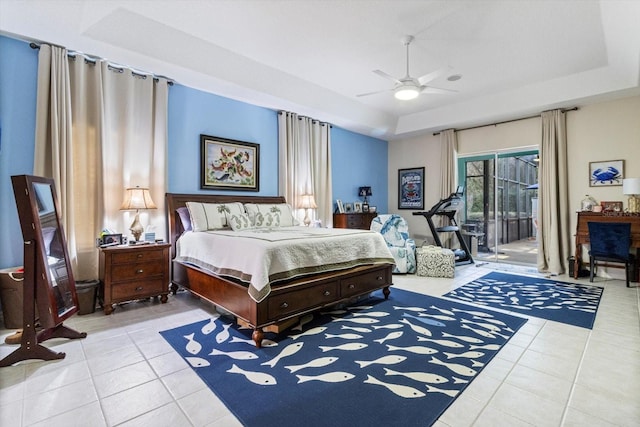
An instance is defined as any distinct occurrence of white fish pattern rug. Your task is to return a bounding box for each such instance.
[160,288,527,427]
[444,272,603,329]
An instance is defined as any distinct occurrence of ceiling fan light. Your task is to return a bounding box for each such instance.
[394,86,420,100]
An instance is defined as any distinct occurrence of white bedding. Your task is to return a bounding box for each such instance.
[175,227,395,302]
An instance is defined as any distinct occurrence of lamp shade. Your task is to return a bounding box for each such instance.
[623,178,640,195]
[120,186,157,210]
[359,186,372,197]
[297,194,317,209]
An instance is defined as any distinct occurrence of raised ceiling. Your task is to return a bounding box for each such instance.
[2,0,640,140]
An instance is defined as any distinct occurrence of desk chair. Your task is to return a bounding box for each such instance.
[587,222,636,287]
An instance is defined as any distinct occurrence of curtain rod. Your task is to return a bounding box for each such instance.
[432,107,578,136]
[278,111,333,127]
[30,42,174,85]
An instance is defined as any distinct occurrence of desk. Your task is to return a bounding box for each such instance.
[573,212,640,279]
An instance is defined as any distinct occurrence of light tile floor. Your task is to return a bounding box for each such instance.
[0,263,638,426]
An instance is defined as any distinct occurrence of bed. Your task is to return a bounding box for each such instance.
[166,193,395,347]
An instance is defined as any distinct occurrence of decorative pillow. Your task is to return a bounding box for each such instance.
[186,202,245,231]
[244,203,296,227]
[176,207,192,231]
[225,212,253,231]
[253,211,281,228]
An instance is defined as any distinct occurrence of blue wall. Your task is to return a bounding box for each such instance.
[0,37,39,269]
[0,35,388,269]
[331,127,388,211]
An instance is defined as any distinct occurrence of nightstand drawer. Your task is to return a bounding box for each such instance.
[111,279,165,300]
[111,248,165,264]
[111,262,165,281]
[347,217,364,228]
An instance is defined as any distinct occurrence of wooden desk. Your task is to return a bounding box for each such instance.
[573,212,640,279]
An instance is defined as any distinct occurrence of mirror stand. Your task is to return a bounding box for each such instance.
[0,240,86,368]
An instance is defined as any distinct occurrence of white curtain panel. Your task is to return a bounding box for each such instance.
[278,112,332,227]
[34,45,83,274]
[439,129,458,199]
[537,109,570,274]
[101,65,168,242]
[34,45,168,280]
[438,129,458,246]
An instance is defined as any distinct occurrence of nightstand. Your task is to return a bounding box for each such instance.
[98,243,170,315]
[333,212,378,230]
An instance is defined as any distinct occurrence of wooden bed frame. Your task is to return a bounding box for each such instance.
[166,193,393,347]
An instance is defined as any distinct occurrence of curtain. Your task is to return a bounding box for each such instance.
[278,112,332,227]
[438,129,458,246]
[34,45,168,280]
[101,65,168,240]
[34,45,81,272]
[439,129,458,198]
[537,110,570,274]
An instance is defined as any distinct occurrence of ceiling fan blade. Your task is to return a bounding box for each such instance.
[417,67,450,85]
[421,86,458,94]
[373,69,402,84]
[356,88,393,97]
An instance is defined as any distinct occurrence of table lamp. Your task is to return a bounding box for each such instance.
[623,178,640,213]
[359,186,372,211]
[297,194,317,227]
[120,186,157,241]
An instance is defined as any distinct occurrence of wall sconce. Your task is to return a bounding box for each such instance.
[120,186,157,241]
[623,178,640,213]
[297,194,317,227]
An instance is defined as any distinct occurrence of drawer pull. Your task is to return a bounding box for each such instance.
[137,254,143,258]
[323,290,331,296]
[377,276,383,281]
[348,284,355,289]
[136,269,144,274]
[280,302,289,309]
[135,286,143,291]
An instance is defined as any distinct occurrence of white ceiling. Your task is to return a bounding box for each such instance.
[2,0,640,140]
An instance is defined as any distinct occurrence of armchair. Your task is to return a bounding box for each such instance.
[370,214,416,274]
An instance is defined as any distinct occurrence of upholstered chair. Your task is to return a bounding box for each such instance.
[370,214,417,274]
[587,222,636,287]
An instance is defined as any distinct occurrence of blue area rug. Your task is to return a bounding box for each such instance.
[160,288,527,427]
[444,272,603,329]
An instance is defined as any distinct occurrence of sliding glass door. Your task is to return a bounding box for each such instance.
[458,150,539,265]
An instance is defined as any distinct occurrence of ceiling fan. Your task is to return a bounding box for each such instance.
[357,35,456,101]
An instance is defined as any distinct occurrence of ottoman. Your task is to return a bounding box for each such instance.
[416,245,455,278]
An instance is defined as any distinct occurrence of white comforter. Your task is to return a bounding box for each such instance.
[175,227,395,302]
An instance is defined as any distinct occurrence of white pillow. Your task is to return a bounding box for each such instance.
[244,203,296,227]
[225,212,253,231]
[186,202,245,231]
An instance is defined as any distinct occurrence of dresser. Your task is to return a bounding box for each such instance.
[99,243,171,314]
[333,212,378,230]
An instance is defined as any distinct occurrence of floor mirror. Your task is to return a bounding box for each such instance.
[0,175,86,367]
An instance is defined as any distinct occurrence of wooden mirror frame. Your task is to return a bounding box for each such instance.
[0,175,86,367]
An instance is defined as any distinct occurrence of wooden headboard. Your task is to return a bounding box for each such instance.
[165,193,287,258]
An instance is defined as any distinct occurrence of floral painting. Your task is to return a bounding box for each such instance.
[201,135,259,191]
[398,167,424,209]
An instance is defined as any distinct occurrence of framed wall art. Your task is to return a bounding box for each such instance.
[589,159,623,187]
[201,135,259,191]
[398,167,425,210]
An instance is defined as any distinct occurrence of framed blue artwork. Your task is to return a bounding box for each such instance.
[398,167,424,209]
